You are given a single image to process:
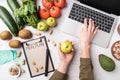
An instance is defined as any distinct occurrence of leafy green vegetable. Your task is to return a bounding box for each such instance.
[22,0,36,3]
[14,5,28,17]
[14,0,39,28]
[23,14,39,28]
[27,1,36,14]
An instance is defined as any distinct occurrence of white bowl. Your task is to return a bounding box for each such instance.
[9,65,21,78]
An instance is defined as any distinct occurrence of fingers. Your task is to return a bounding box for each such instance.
[80,18,88,33]
[93,27,98,36]
[84,18,88,29]
[87,19,97,35]
[91,27,98,40]
[91,21,95,32]
[83,18,95,31]
[88,19,93,31]
[88,19,96,32]
[71,48,74,53]
[58,44,65,56]
[83,18,98,37]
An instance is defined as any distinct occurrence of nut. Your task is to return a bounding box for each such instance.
[10,68,12,72]
[34,32,41,36]
[35,67,39,72]
[17,50,22,57]
[22,59,25,65]
[32,61,36,65]
[10,71,14,76]
[16,63,20,67]
[39,66,44,70]
[9,67,19,76]
[49,29,53,35]
[52,41,56,46]
[47,39,50,42]
[21,69,25,74]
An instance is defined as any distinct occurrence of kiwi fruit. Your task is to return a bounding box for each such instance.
[0,30,12,40]
[9,40,21,48]
[18,29,32,39]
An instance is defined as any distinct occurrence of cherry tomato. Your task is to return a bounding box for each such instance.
[54,0,66,8]
[42,0,54,9]
[39,8,50,19]
[50,6,61,18]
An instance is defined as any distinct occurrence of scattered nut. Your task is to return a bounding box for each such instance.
[21,69,25,74]
[49,29,53,35]
[9,67,19,76]
[39,66,44,70]
[22,59,25,65]
[32,61,36,65]
[35,67,39,72]
[10,71,14,76]
[10,68,12,72]
[47,39,50,42]
[17,50,22,57]
[34,32,41,36]
[52,41,56,46]
[16,63,20,67]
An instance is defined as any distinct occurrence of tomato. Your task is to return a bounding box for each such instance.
[50,6,61,18]
[39,8,50,19]
[54,0,66,8]
[42,0,54,9]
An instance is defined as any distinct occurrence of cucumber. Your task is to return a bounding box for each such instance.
[0,6,19,36]
[7,0,24,30]
[99,54,115,72]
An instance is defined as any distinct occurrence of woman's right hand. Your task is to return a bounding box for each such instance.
[80,18,98,47]
[80,19,98,58]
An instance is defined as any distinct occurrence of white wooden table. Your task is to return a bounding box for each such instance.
[0,0,120,80]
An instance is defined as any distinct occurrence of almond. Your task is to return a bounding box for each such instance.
[49,29,53,35]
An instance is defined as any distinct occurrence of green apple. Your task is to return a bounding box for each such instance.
[46,17,57,27]
[60,41,73,54]
[37,21,48,31]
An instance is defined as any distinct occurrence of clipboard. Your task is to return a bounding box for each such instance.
[22,36,55,77]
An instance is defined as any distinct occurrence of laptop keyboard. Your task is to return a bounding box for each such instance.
[69,3,115,33]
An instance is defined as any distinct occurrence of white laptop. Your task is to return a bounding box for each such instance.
[60,0,120,48]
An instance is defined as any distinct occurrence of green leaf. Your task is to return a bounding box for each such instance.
[14,5,28,17]
[24,14,39,28]
[27,1,36,14]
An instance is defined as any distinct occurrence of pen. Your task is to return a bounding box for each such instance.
[45,48,49,76]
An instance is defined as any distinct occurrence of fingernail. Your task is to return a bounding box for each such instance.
[72,49,74,51]
[84,18,87,21]
[96,27,99,29]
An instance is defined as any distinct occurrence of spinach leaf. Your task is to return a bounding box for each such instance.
[14,0,40,28]
[14,5,28,17]
[27,1,36,14]
[24,14,39,28]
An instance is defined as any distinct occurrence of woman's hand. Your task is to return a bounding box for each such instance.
[57,43,74,74]
[80,19,98,47]
[80,19,98,58]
